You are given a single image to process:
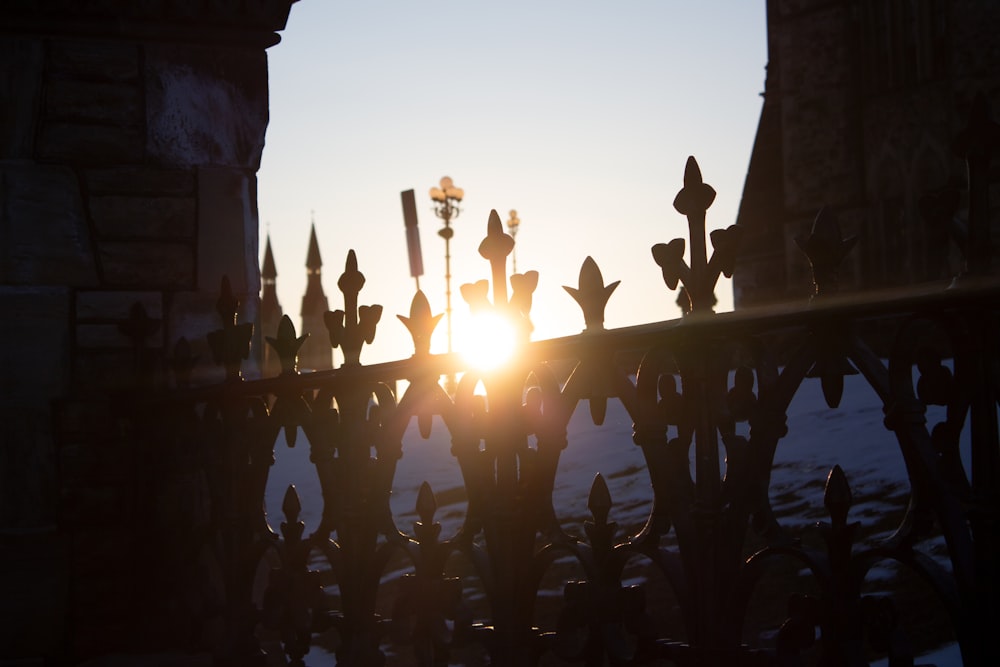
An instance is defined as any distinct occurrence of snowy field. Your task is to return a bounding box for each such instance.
[264,370,968,666]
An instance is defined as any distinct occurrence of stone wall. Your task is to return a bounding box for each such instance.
[0,2,295,662]
[735,0,1000,306]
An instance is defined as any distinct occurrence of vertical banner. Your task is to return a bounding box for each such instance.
[401,189,424,278]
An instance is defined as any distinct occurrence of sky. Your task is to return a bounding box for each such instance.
[257,1,769,365]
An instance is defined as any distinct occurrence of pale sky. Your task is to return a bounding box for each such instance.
[258,1,768,365]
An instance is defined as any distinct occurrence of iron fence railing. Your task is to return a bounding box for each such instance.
[131,101,1000,667]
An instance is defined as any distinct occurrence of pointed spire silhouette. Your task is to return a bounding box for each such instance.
[300,218,331,370]
[302,222,328,316]
[306,220,322,273]
[259,235,284,377]
[262,235,277,281]
[260,235,282,323]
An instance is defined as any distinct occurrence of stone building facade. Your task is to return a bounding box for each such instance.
[0,2,296,662]
[734,0,1000,306]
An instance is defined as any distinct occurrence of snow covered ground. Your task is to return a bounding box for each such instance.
[264,370,967,666]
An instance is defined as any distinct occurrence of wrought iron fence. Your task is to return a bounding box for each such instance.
[135,103,1000,667]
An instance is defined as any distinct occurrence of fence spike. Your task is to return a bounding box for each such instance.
[795,208,857,299]
[588,473,613,526]
[397,290,443,357]
[416,481,438,525]
[266,314,308,375]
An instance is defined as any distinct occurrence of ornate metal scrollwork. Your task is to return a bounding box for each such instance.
[151,142,1000,666]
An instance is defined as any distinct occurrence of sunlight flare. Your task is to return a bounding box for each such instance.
[460,311,518,371]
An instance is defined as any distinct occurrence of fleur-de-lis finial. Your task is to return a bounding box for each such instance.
[282,483,302,524]
[583,473,618,553]
[673,155,717,216]
[280,484,305,545]
[265,314,309,375]
[416,480,438,526]
[460,210,537,346]
[478,209,516,308]
[266,315,312,447]
[564,256,620,332]
[397,290,443,357]
[823,465,853,529]
[652,156,742,315]
[206,276,253,381]
[479,210,516,265]
[587,473,613,527]
[324,250,383,367]
[795,208,857,299]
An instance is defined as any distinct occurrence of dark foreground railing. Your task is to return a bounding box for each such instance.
[135,114,1000,667]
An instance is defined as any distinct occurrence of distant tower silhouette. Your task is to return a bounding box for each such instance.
[300,220,332,371]
[259,234,283,377]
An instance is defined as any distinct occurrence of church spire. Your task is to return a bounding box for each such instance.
[259,234,283,377]
[302,221,328,315]
[260,234,282,321]
[262,235,277,281]
[300,217,331,370]
[306,213,322,272]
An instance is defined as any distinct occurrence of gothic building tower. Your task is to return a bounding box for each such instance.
[300,222,332,371]
[259,235,283,377]
[734,0,1000,306]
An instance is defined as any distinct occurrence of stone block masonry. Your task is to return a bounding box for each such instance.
[734,1,1000,306]
[0,1,297,662]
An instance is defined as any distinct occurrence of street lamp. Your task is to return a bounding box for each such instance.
[430,176,464,358]
[506,209,521,273]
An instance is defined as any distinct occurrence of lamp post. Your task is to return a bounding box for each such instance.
[506,209,521,273]
[430,176,464,359]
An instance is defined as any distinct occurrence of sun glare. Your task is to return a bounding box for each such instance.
[461,311,518,371]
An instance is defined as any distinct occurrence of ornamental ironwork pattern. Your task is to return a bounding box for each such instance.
[135,105,1000,667]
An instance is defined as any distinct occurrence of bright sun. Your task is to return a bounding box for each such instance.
[460,311,518,371]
